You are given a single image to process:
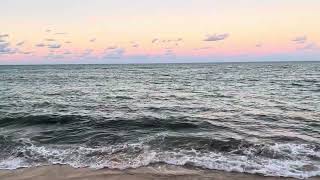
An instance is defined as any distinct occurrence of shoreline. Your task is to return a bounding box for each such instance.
[0,164,319,180]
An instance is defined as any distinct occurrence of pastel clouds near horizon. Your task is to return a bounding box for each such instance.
[0,0,319,64]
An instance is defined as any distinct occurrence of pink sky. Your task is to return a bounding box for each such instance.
[0,0,319,64]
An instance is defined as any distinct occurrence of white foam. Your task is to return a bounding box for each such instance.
[0,143,319,179]
[0,157,31,170]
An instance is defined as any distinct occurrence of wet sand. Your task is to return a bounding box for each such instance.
[0,164,319,180]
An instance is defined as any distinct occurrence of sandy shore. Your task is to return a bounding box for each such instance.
[0,164,319,180]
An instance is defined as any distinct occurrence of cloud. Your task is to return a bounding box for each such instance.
[130,41,139,48]
[0,43,11,53]
[47,43,61,49]
[79,49,93,57]
[20,51,32,55]
[160,48,176,58]
[45,38,56,42]
[292,36,307,44]
[104,48,125,59]
[165,49,174,55]
[90,38,96,42]
[46,53,65,59]
[106,46,118,50]
[16,41,25,46]
[154,38,183,44]
[299,43,318,50]
[0,42,17,55]
[55,32,67,35]
[35,43,46,47]
[204,33,229,41]
[152,38,159,43]
[63,50,72,55]
[164,38,181,43]
[0,34,9,38]
[148,49,176,60]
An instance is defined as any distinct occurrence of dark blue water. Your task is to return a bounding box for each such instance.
[0,62,319,178]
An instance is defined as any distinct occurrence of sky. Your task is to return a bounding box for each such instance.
[0,0,320,64]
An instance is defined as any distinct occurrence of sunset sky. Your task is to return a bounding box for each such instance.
[0,0,319,64]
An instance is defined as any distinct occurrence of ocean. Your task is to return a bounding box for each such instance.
[0,62,319,179]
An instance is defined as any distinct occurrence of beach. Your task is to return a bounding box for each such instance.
[1,164,317,180]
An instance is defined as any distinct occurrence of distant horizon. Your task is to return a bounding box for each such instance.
[0,59,319,66]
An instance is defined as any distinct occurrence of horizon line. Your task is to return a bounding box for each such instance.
[0,60,319,66]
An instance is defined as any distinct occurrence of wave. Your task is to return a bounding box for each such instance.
[1,113,319,178]
[0,115,88,127]
[0,135,319,179]
[0,115,213,132]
